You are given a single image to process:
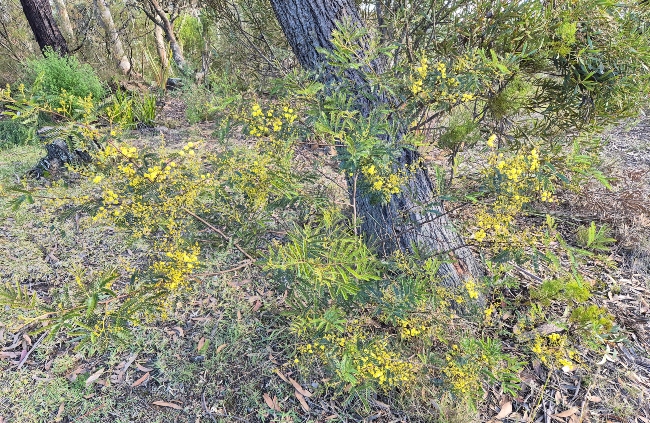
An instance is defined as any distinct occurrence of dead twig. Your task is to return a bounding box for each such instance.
[15,332,46,369]
[194,260,253,277]
[202,390,218,423]
[182,208,254,261]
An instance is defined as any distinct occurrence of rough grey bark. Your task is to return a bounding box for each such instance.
[95,0,131,74]
[19,0,69,55]
[268,0,482,287]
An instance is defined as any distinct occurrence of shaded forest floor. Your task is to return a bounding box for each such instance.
[0,95,649,422]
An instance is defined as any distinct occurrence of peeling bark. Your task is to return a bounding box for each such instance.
[148,0,187,71]
[154,24,169,71]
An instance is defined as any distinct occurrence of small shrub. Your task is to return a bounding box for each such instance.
[25,48,105,103]
[576,221,616,252]
[0,119,36,148]
[133,93,157,127]
[105,89,135,128]
[531,276,591,305]
[570,305,614,334]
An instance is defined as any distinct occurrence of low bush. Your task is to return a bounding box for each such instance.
[24,48,105,104]
[0,118,36,149]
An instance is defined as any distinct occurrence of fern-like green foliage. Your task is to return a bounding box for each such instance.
[0,282,40,309]
[576,221,616,252]
[0,271,162,356]
[0,119,37,148]
[267,224,382,304]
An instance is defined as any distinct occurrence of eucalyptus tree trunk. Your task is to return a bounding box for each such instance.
[147,0,187,71]
[154,24,169,72]
[268,0,482,287]
[95,0,131,74]
[52,0,74,43]
[19,0,69,55]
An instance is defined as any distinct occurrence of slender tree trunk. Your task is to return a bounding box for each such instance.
[195,19,210,84]
[148,0,186,71]
[268,0,482,287]
[52,0,74,42]
[95,0,131,75]
[19,0,69,55]
[376,0,387,43]
[154,24,169,72]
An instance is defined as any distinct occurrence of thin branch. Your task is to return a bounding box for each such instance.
[194,260,253,277]
[15,332,46,369]
[182,207,254,261]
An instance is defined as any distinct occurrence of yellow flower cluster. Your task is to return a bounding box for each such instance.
[355,341,414,387]
[486,134,497,148]
[55,89,94,120]
[297,333,414,389]
[493,148,540,181]
[461,93,476,102]
[484,303,497,323]
[96,143,138,163]
[472,141,555,247]
[152,244,200,289]
[464,279,480,299]
[411,56,428,95]
[102,189,119,205]
[531,333,576,371]
[361,163,404,200]
[90,139,211,242]
[408,55,478,106]
[248,102,297,137]
[178,141,196,157]
[443,344,486,397]
[397,317,429,340]
[220,152,277,211]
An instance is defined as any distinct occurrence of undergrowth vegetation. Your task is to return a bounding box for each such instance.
[1,0,650,421]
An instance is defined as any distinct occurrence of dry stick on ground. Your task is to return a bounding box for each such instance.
[182,207,254,261]
[15,332,46,369]
[202,390,218,423]
[194,260,253,277]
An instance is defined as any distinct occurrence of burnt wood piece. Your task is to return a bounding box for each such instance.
[28,127,91,179]
[166,78,183,90]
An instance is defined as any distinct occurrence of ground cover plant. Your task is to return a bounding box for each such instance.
[1,0,650,422]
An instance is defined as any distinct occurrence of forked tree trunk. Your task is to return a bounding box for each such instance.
[268,0,482,287]
[95,0,131,74]
[52,0,74,42]
[148,0,186,71]
[19,0,69,55]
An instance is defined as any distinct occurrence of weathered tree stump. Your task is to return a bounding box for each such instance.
[28,127,92,179]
